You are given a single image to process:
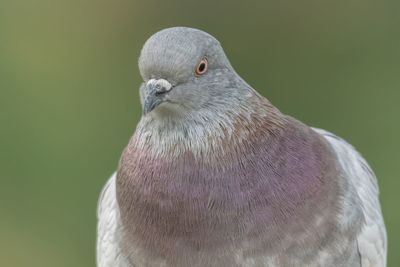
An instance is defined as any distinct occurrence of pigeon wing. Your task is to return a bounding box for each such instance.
[96,173,131,267]
[315,128,387,267]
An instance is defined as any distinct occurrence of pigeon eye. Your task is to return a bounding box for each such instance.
[195,58,208,76]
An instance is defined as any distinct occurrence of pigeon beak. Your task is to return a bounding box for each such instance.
[143,79,173,114]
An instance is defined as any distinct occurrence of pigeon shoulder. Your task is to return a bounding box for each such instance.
[314,128,387,267]
[97,173,131,267]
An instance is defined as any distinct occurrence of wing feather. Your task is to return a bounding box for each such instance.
[97,173,131,267]
[314,128,387,267]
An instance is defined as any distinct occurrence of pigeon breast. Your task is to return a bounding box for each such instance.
[116,112,349,266]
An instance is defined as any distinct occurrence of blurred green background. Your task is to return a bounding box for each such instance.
[1,0,399,266]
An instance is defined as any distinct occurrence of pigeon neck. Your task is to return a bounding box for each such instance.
[134,94,287,162]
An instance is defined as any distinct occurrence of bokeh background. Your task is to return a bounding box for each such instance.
[1,0,399,266]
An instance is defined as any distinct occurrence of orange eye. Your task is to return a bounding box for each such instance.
[195,58,208,76]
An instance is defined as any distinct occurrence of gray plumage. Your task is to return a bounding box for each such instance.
[97,27,387,267]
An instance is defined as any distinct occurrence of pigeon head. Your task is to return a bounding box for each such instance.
[138,27,251,117]
[136,27,285,157]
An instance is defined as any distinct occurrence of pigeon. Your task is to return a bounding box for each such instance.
[97,27,387,267]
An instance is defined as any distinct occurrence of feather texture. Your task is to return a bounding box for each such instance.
[97,125,386,266]
[315,129,387,267]
[97,174,131,267]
